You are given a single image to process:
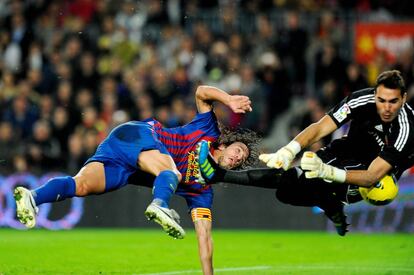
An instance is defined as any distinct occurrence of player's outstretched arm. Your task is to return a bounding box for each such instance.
[194,219,213,275]
[301,151,393,187]
[260,115,338,170]
[195,85,252,114]
[196,141,283,189]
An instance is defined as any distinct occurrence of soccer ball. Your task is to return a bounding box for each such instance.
[359,174,398,206]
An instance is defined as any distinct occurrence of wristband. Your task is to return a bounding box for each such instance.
[286,140,301,155]
[325,165,346,183]
[333,167,347,183]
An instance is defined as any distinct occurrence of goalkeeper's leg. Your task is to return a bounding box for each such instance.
[275,172,350,236]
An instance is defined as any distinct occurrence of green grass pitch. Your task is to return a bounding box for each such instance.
[0,229,413,274]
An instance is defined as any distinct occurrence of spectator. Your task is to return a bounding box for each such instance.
[148,66,174,107]
[366,51,389,86]
[62,35,83,70]
[73,51,100,91]
[3,94,38,139]
[314,40,346,91]
[26,119,61,173]
[99,92,118,126]
[19,78,39,101]
[9,13,34,69]
[169,96,187,127]
[154,105,171,126]
[315,10,345,46]
[55,61,73,81]
[249,14,276,62]
[256,51,291,131]
[0,121,19,174]
[66,132,88,175]
[82,128,100,157]
[67,0,97,24]
[75,88,95,112]
[52,106,73,154]
[277,11,308,92]
[115,0,147,43]
[342,63,368,97]
[76,106,107,143]
[130,93,154,121]
[0,70,18,103]
[239,63,266,132]
[289,98,329,152]
[174,34,206,84]
[38,94,54,121]
[171,66,193,98]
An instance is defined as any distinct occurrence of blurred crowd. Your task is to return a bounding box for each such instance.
[0,0,413,175]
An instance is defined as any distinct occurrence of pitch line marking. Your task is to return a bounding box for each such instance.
[137,265,414,275]
[275,265,414,272]
[138,265,271,275]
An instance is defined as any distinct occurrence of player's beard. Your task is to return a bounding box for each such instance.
[217,155,233,169]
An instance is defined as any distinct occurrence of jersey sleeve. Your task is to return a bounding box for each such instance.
[379,146,403,168]
[188,111,220,138]
[379,108,414,167]
[327,88,375,127]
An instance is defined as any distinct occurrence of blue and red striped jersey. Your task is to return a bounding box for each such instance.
[145,111,220,197]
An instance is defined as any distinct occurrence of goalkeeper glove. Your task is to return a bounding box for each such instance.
[259,140,301,170]
[300,151,346,183]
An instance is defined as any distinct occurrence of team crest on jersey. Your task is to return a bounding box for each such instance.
[374,124,383,132]
[333,103,351,123]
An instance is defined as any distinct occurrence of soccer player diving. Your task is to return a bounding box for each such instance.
[196,70,414,236]
[14,85,261,275]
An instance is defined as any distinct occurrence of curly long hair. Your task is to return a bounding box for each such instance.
[214,123,262,170]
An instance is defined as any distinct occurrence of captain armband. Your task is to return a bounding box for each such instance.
[191,207,212,222]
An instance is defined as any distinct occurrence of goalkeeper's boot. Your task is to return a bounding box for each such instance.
[325,207,350,236]
[145,202,185,239]
[195,140,217,183]
[14,187,39,228]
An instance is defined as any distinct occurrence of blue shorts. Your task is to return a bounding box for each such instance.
[85,121,169,192]
[182,192,213,210]
[176,187,214,210]
[126,171,214,210]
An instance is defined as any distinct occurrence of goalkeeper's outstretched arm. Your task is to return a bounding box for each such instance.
[259,115,338,170]
[197,141,283,188]
[220,167,284,189]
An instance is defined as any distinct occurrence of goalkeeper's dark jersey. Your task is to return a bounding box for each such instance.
[327,88,414,179]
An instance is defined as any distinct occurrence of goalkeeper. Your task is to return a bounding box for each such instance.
[197,70,414,236]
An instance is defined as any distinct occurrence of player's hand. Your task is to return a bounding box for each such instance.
[228,95,252,114]
[300,151,325,178]
[300,151,346,183]
[259,147,295,170]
